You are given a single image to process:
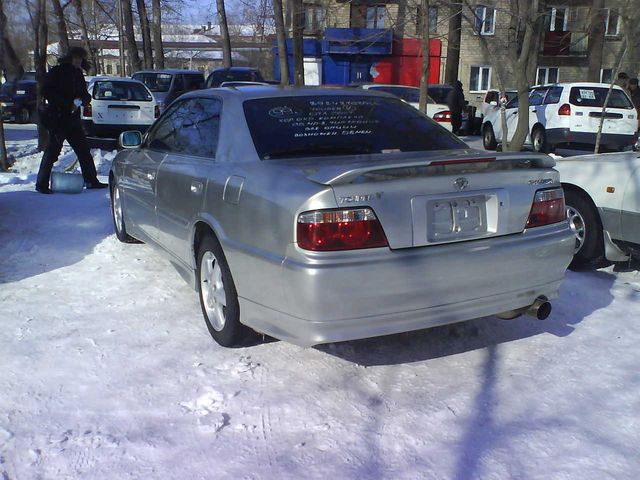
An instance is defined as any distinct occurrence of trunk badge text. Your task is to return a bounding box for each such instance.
[339,192,384,204]
[454,177,469,190]
[528,178,554,185]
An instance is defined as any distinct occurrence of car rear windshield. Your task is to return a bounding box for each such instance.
[569,87,633,109]
[1,81,35,95]
[132,73,173,92]
[427,86,452,104]
[243,95,466,160]
[92,81,152,101]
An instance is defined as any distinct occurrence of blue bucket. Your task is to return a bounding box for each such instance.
[51,172,85,194]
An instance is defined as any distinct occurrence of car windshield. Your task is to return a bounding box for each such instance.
[243,95,466,160]
[92,81,153,101]
[569,87,633,109]
[368,86,434,104]
[132,73,173,92]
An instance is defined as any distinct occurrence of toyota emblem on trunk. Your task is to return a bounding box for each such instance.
[454,177,469,190]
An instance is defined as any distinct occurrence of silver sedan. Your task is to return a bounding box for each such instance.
[109,87,575,347]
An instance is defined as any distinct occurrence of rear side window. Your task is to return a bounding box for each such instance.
[243,95,466,160]
[146,98,221,157]
[93,81,152,101]
[569,87,633,108]
[544,86,563,104]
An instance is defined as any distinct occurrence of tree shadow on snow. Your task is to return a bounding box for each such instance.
[0,189,112,283]
[316,269,616,367]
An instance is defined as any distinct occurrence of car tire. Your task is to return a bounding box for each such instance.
[197,235,246,347]
[482,123,497,150]
[532,126,553,154]
[110,182,140,244]
[564,188,604,269]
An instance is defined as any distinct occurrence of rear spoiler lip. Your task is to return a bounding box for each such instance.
[306,151,557,186]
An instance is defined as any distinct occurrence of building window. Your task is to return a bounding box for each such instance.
[416,6,438,35]
[304,4,324,32]
[366,6,386,28]
[474,6,496,35]
[106,64,113,75]
[605,9,620,36]
[350,4,386,29]
[470,65,491,91]
[546,7,569,32]
[537,67,559,85]
[601,68,614,84]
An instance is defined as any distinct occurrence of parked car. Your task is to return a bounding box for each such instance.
[353,84,453,131]
[205,67,266,88]
[132,69,204,111]
[0,79,37,123]
[479,89,518,119]
[482,83,638,153]
[426,83,475,134]
[109,87,574,347]
[555,151,640,268]
[82,77,159,138]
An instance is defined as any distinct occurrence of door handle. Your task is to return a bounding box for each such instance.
[190,181,203,195]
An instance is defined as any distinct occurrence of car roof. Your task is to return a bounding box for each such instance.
[182,85,400,102]
[365,84,419,89]
[212,67,259,73]
[88,76,145,83]
[531,82,624,89]
[133,69,203,75]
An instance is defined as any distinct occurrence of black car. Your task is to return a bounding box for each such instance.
[205,67,266,88]
[0,80,37,123]
[132,69,205,112]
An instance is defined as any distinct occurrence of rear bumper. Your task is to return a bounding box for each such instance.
[239,222,575,346]
[82,119,152,138]
[546,128,638,150]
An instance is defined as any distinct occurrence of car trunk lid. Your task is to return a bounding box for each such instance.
[305,150,559,249]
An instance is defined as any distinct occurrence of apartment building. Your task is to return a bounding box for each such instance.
[281,0,639,107]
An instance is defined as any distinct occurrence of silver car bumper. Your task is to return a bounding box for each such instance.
[238,222,574,347]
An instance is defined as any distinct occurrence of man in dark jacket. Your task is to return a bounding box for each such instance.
[446,81,465,135]
[35,47,107,194]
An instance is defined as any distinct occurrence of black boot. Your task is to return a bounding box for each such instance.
[35,184,53,194]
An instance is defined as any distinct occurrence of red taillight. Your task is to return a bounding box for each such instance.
[433,110,452,122]
[558,103,571,116]
[82,104,92,117]
[297,208,388,251]
[526,188,566,228]
[154,105,160,118]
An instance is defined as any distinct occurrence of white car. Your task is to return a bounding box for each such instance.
[356,84,453,131]
[482,83,638,153]
[555,151,640,267]
[82,76,159,138]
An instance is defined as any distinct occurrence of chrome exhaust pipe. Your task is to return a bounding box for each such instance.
[498,297,552,321]
[526,297,552,320]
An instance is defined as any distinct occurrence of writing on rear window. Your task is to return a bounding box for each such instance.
[243,95,465,160]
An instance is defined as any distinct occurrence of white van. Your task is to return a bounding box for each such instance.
[482,83,638,152]
[82,77,158,138]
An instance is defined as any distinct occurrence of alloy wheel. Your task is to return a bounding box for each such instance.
[567,205,586,253]
[200,251,227,331]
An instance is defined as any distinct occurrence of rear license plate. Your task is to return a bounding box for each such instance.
[427,195,487,242]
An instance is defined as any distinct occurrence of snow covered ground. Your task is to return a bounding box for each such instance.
[1,126,640,479]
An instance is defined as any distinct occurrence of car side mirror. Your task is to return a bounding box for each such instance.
[119,130,142,149]
[489,101,498,106]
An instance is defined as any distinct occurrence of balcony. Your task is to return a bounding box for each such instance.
[542,31,588,56]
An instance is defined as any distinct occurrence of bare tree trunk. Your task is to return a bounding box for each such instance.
[27,0,49,151]
[72,0,97,74]
[216,0,232,69]
[51,0,69,56]
[0,0,24,81]
[273,0,289,85]
[151,0,164,69]
[444,4,462,85]
[418,0,430,114]
[595,37,628,153]
[121,0,142,73]
[0,0,9,171]
[291,0,304,86]
[136,0,153,69]
[587,0,605,82]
